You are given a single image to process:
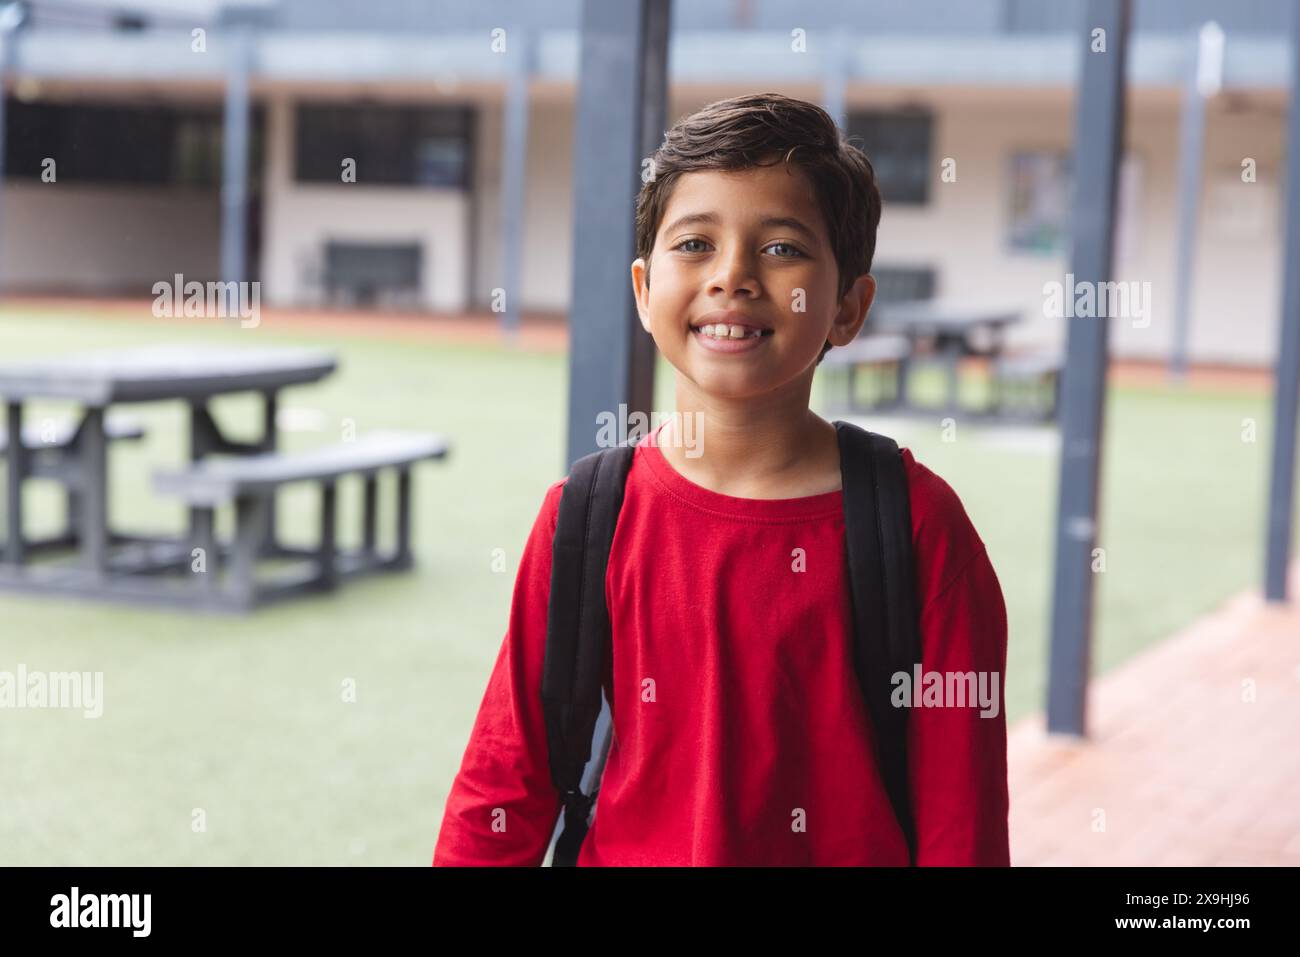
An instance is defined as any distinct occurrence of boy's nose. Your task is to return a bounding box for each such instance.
[708,249,760,297]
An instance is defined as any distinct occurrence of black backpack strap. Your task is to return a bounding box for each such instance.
[542,443,635,866]
[834,420,921,862]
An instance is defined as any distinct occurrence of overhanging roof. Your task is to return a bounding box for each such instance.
[3,30,1292,91]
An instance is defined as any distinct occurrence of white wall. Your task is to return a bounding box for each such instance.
[259,95,471,311]
[471,99,503,312]
[2,86,1286,368]
[0,182,220,292]
[551,89,1286,367]
[880,94,1285,367]
[471,97,576,314]
[1184,105,1286,365]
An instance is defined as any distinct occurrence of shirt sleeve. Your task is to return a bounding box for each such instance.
[906,543,1011,866]
[432,480,566,866]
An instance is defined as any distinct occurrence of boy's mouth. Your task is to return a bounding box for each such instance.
[688,310,773,338]
[689,323,774,354]
[690,323,774,341]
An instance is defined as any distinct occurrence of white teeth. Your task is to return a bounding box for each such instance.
[697,323,764,339]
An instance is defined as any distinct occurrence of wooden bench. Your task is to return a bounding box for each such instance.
[823,333,913,411]
[990,350,1064,420]
[153,431,450,609]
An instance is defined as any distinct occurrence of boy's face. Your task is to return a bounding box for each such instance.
[631,163,875,403]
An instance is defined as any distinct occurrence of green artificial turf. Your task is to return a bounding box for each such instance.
[0,306,1292,864]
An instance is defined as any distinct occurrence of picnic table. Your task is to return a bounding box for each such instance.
[869,299,1023,412]
[0,345,450,611]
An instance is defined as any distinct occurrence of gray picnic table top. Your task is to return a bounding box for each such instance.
[0,345,338,404]
[871,300,1022,337]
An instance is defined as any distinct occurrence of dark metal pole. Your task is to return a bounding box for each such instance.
[1046,0,1130,738]
[500,24,533,342]
[0,1,31,292]
[0,3,37,561]
[563,0,669,470]
[1264,4,1300,602]
[0,31,8,293]
[4,401,23,564]
[546,0,670,866]
[220,23,252,297]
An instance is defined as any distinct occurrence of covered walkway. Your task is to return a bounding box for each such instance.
[1010,562,1300,866]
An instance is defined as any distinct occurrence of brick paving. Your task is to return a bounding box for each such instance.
[1008,562,1300,866]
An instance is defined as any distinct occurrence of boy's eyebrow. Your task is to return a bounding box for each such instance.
[661,212,819,242]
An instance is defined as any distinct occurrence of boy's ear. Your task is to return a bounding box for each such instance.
[828,273,876,347]
[631,257,651,333]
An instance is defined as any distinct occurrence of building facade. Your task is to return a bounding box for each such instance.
[0,0,1294,365]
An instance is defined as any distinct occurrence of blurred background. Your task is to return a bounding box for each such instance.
[0,0,1297,866]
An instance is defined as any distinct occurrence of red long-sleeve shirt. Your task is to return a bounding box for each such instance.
[433,423,1009,866]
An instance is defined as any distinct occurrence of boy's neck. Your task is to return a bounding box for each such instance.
[658,400,843,500]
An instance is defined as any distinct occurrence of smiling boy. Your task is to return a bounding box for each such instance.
[433,92,1009,867]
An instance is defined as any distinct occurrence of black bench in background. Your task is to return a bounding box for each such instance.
[0,414,145,558]
[822,334,913,411]
[153,431,449,610]
[823,265,936,411]
[324,241,422,309]
[989,350,1064,421]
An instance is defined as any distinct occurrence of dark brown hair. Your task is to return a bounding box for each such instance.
[635,92,882,364]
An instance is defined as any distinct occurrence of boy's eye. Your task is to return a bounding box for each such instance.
[671,238,805,258]
[765,242,804,258]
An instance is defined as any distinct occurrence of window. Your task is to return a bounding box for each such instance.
[845,109,933,205]
[294,103,473,188]
[1007,151,1071,254]
[172,117,224,187]
[3,100,226,186]
[1007,150,1143,261]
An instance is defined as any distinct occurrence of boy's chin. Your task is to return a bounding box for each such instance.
[677,366,797,403]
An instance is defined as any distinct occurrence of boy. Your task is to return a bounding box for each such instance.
[433,92,1009,866]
